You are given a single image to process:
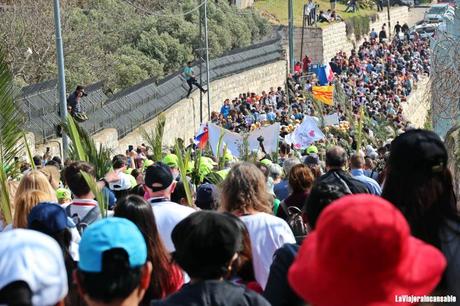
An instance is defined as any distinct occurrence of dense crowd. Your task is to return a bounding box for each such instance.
[0,28,458,306]
[212,30,430,143]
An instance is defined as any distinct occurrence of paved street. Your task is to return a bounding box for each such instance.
[407,6,430,26]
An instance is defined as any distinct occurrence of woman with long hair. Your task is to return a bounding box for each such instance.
[382,129,459,296]
[114,195,183,304]
[14,170,57,202]
[276,164,314,221]
[221,163,296,290]
[13,190,56,228]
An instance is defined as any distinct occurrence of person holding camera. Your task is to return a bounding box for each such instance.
[67,85,88,121]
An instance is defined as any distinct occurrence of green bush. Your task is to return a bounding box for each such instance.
[1,0,271,93]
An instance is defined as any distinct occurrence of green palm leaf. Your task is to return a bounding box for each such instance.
[174,139,193,207]
[0,50,26,224]
[81,171,108,218]
[140,113,166,162]
[61,115,112,179]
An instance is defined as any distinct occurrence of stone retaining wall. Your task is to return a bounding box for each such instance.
[402,77,431,128]
[34,60,286,156]
[294,6,409,64]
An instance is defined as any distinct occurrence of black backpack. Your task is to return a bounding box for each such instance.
[280,201,310,244]
[65,205,100,234]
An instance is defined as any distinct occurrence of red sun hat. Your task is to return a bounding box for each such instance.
[288,194,446,306]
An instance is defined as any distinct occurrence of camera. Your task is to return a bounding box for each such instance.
[257,136,264,143]
[82,92,88,97]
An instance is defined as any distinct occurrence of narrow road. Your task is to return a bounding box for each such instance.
[407,6,430,26]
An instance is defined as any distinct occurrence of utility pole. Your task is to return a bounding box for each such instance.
[204,0,211,121]
[300,4,307,64]
[198,2,203,123]
[288,0,294,73]
[53,0,68,158]
[387,0,391,37]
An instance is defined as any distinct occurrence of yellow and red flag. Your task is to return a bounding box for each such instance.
[312,85,334,106]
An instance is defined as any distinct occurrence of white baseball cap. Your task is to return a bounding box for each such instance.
[0,229,68,305]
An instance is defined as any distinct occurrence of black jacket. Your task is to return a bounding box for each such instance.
[316,169,370,194]
[263,243,304,306]
[151,280,270,306]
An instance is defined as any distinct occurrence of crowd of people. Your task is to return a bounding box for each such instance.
[0,23,458,306]
[0,127,458,306]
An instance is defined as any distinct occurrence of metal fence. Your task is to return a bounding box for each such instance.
[19,36,284,143]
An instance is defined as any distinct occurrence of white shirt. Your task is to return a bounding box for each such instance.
[240,212,296,289]
[68,199,99,221]
[109,170,132,191]
[149,198,195,252]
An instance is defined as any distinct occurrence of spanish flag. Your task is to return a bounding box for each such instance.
[312,85,334,106]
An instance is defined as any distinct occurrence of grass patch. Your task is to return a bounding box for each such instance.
[254,0,377,27]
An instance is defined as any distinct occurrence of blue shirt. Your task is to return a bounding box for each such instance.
[267,112,276,122]
[183,66,193,80]
[351,169,382,195]
[221,105,231,117]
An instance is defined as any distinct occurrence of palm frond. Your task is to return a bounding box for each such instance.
[140,113,166,161]
[216,128,225,170]
[174,139,193,207]
[64,115,88,162]
[0,169,12,224]
[356,106,364,152]
[190,149,202,185]
[81,171,108,218]
[62,115,112,179]
[0,49,25,224]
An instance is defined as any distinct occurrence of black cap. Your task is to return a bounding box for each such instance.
[171,211,242,278]
[144,162,174,192]
[195,183,219,210]
[389,129,447,175]
[304,154,320,166]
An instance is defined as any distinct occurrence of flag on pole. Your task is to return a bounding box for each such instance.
[312,85,334,106]
[194,125,209,149]
[285,116,325,149]
[325,63,334,82]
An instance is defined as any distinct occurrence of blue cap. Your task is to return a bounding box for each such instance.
[78,218,147,273]
[28,202,67,234]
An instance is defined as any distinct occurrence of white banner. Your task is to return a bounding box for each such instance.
[323,113,340,126]
[285,116,325,149]
[248,123,280,157]
[208,123,280,158]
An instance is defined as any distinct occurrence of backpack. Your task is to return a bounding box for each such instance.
[65,205,100,234]
[280,201,309,244]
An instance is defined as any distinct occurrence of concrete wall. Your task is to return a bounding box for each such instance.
[93,60,286,154]
[295,7,409,64]
[402,77,431,128]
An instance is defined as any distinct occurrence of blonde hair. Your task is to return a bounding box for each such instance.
[15,170,57,202]
[13,190,55,228]
[221,162,272,214]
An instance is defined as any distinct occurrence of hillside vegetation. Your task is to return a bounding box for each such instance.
[0,0,270,92]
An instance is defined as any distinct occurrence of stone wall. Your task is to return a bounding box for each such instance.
[97,60,286,154]
[294,6,409,64]
[402,77,431,128]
